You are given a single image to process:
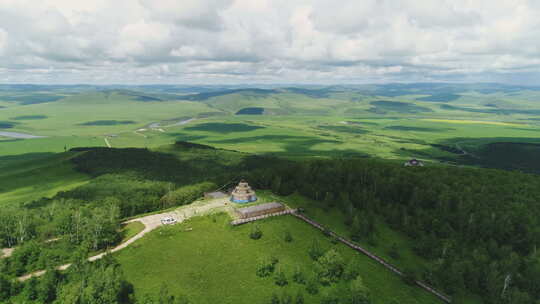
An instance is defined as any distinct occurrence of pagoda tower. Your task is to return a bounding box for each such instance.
[230,180,257,203]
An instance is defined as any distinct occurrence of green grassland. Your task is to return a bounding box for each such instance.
[115,213,441,304]
[1,86,540,172]
[2,85,540,206]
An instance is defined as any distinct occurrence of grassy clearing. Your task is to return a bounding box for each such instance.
[115,213,441,304]
[120,222,146,242]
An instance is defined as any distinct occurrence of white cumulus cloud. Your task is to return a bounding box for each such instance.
[0,0,539,84]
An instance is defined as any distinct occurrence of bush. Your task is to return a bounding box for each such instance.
[402,269,418,286]
[314,249,345,285]
[274,269,288,287]
[322,228,332,237]
[388,243,400,260]
[349,276,371,304]
[295,291,305,304]
[271,293,280,304]
[320,289,340,304]
[292,267,306,284]
[256,258,277,278]
[177,294,191,304]
[284,231,293,242]
[306,277,319,295]
[0,274,13,301]
[250,225,263,240]
[343,259,361,281]
[367,235,378,247]
[281,291,292,304]
[22,277,38,301]
[309,239,323,261]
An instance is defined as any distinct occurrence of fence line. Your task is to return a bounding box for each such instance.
[230,209,297,226]
[291,212,452,304]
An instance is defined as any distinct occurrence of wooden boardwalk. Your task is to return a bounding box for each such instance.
[292,212,452,304]
[230,209,297,226]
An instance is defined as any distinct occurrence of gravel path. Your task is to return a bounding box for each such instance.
[149,118,196,129]
[1,248,14,258]
[17,198,231,281]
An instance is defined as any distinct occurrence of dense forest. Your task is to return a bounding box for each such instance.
[244,157,540,304]
[1,143,540,303]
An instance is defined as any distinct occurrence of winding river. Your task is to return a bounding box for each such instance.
[0,131,45,139]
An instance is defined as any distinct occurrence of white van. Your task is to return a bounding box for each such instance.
[161,216,177,225]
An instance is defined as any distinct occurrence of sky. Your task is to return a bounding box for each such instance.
[0,0,539,84]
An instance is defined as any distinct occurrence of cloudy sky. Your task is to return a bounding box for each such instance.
[0,0,539,84]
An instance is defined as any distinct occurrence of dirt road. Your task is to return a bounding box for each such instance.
[104,137,112,147]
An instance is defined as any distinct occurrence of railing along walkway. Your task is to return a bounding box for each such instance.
[292,212,452,304]
[230,209,297,226]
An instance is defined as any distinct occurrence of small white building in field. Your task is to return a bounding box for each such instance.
[404,159,424,167]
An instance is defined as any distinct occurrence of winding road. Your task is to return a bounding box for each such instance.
[16,198,230,281]
[104,137,112,148]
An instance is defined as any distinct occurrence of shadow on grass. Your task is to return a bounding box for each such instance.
[317,125,369,134]
[0,152,56,169]
[210,134,369,158]
[78,120,136,126]
[10,115,48,120]
[384,126,455,132]
[165,132,208,142]
[0,138,23,143]
[209,134,339,146]
[369,101,433,114]
[0,121,18,128]
[183,122,265,134]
